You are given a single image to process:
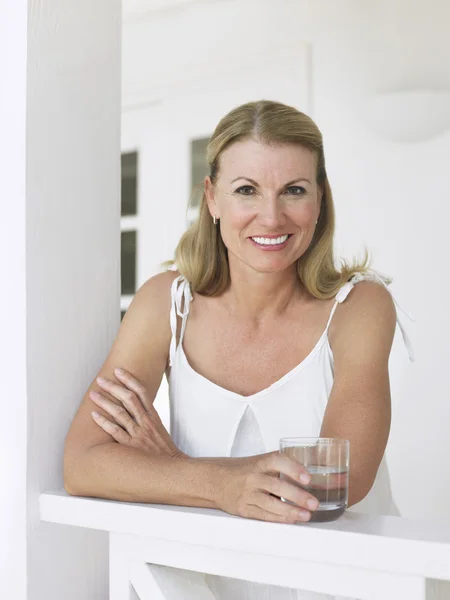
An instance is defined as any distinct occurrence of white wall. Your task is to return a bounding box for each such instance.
[122,0,450,521]
[0,0,121,598]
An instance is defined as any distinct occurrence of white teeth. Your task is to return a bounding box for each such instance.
[251,235,289,245]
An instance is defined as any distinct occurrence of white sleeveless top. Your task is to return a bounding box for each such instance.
[167,272,413,600]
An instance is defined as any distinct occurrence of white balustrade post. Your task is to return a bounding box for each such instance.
[131,563,216,600]
[110,534,138,600]
[361,574,427,600]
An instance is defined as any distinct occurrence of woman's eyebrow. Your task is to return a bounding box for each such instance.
[230,176,312,185]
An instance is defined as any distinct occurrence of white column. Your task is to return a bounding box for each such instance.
[0,1,121,598]
[0,1,28,598]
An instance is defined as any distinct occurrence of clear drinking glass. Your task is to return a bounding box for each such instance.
[279,437,350,522]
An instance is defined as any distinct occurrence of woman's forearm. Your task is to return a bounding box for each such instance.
[64,442,240,508]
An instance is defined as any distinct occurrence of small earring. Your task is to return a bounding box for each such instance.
[213,215,217,225]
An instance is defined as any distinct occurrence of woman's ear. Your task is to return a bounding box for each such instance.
[317,185,324,220]
[204,176,219,219]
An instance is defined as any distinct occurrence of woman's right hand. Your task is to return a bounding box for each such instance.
[216,452,319,523]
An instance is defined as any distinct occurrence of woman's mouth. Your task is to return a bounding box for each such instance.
[249,234,292,251]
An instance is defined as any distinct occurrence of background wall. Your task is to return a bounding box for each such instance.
[121,0,450,521]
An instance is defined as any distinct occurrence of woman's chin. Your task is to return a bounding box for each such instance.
[228,247,301,274]
[244,256,297,274]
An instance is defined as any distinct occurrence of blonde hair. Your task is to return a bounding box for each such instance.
[167,100,371,299]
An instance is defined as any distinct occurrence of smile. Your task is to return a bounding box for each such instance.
[249,234,292,250]
[251,234,289,245]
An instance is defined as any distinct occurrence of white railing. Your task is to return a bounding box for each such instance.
[39,491,450,600]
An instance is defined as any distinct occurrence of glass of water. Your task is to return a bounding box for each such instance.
[279,437,350,522]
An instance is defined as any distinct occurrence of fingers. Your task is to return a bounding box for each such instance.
[90,390,137,434]
[252,454,319,518]
[113,368,153,413]
[91,410,131,445]
[261,474,319,512]
[240,490,310,523]
[96,373,148,427]
[258,453,311,485]
[256,492,312,523]
[114,368,146,396]
[243,504,303,524]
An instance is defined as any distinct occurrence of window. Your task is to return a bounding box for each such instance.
[120,151,138,319]
[121,230,137,295]
[121,152,138,216]
[188,137,210,225]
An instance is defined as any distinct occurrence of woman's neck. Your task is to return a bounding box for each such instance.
[223,261,305,322]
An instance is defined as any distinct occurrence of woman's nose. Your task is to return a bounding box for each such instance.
[258,198,285,227]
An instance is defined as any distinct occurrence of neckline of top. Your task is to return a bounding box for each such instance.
[176,327,331,402]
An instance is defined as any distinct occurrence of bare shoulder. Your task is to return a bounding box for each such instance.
[334,280,396,323]
[112,271,179,354]
[103,270,180,379]
[127,270,180,316]
[102,271,178,364]
[329,280,396,361]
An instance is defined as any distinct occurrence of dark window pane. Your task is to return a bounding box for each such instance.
[121,230,136,295]
[120,310,126,321]
[190,138,210,209]
[121,152,138,216]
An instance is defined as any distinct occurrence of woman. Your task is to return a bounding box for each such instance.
[64,100,411,599]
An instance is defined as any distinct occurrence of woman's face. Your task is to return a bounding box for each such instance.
[205,139,322,275]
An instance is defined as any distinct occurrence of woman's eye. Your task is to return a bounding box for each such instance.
[285,186,306,195]
[235,186,255,196]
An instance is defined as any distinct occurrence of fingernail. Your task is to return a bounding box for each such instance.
[299,473,310,485]
[97,377,107,384]
[307,498,319,510]
[298,509,311,521]
[91,411,100,418]
[115,368,125,375]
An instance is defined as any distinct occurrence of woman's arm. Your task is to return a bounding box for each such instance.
[64,272,317,522]
[322,281,397,507]
[64,273,196,491]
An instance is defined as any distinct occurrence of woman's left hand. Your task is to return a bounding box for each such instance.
[90,368,186,459]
